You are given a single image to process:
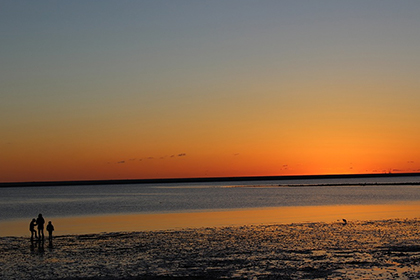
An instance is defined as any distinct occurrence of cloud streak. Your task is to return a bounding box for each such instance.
[114,153,188,164]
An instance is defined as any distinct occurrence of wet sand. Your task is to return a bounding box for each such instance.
[2,219,420,279]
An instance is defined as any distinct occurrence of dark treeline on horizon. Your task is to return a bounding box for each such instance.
[1,172,420,188]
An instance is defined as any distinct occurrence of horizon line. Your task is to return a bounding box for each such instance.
[1,172,420,188]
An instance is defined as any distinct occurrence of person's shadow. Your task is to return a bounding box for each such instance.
[48,239,53,249]
[38,239,45,253]
[30,239,35,252]
[30,239,45,253]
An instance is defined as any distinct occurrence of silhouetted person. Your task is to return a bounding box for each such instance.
[29,218,38,240]
[36,214,45,240]
[46,221,54,241]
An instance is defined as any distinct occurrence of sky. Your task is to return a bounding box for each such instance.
[1,1,420,182]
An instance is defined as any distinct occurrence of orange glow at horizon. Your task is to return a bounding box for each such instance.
[2,102,420,182]
[2,140,419,182]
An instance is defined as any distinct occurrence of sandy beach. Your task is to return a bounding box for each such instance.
[2,219,420,279]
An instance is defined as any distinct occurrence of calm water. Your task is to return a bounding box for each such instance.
[1,176,420,222]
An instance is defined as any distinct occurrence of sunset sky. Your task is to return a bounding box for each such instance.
[1,1,420,182]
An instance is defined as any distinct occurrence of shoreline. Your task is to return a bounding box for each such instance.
[1,172,420,188]
[2,218,420,279]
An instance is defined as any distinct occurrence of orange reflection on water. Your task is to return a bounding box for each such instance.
[2,203,420,237]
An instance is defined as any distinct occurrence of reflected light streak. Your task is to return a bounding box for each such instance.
[2,203,420,237]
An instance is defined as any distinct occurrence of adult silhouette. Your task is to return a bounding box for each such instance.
[36,214,45,240]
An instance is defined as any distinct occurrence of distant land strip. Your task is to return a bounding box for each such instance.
[1,172,420,188]
[276,182,420,187]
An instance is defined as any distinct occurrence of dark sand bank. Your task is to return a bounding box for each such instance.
[2,172,420,188]
[2,219,420,279]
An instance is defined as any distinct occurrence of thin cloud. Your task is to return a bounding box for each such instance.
[392,169,404,172]
[115,153,187,164]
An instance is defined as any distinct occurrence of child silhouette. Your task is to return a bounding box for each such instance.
[46,221,55,241]
[29,218,37,240]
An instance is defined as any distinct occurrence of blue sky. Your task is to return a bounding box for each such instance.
[1,1,420,181]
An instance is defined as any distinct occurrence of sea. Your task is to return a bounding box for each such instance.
[1,175,420,236]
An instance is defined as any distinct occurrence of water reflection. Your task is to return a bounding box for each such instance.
[3,183,420,221]
[30,238,45,254]
[4,203,420,237]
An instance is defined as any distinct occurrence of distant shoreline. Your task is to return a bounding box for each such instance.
[1,172,420,188]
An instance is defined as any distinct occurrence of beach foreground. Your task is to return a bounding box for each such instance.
[1,219,420,279]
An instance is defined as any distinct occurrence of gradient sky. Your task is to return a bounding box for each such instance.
[1,1,420,182]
